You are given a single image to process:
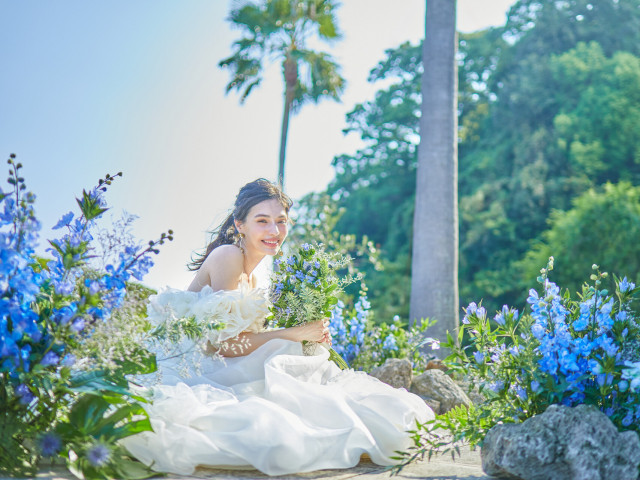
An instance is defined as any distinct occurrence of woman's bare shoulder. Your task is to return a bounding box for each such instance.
[204,244,243,265]
[197,245,244,291]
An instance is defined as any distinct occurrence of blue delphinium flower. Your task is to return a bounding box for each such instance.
[348,316,366,345]
[328,296,371,365]
[488,380,504,393]
[15,384,36,405]
[619,277,635,293]
[39,432,62,457]
[40,351,59,367]
[514,385,528,401]
[52,211,74,230]
[87,443,111,467]
[462,302,477,324]
[382,335,398,352]
[328,301,348,357]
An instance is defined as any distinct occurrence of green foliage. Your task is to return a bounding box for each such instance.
[58,365,157,480]
[287,192,381,297]
[459,2,640,312]
[323,41,422,320]
[304,0,640,318]
[69,282,157,373]
[349,316,435,373]
[390,404,488,472]
[518,182,640,296]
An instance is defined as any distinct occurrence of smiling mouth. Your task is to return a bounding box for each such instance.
[262,239,279,247]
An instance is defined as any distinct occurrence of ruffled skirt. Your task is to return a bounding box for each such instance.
[121,339,433,476]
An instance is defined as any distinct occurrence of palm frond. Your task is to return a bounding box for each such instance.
[313,0,341,40]
[290,49,344,108]
[241,78,263,102]
[219,52,263,99]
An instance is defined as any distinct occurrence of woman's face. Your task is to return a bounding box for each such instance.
[235,198,288,257]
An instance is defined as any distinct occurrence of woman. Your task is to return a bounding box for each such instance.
[121,179,434,476]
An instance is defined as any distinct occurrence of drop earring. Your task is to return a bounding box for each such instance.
[235,232,245,255]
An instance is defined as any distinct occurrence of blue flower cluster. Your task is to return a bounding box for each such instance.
[1,161,46,375]
[1,163,168,410]
[273,246,323,293]
[327,295,418,370]
[328,296,372,364]
[458,260,640,431]
[528,278,625,406]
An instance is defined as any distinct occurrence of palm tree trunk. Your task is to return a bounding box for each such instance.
[410,0,459,356]
[278,98,291,189]
[278,57,297,189]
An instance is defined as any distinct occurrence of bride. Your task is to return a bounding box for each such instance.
[121,179,434,476]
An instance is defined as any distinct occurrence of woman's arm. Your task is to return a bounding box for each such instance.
[215,319,331,357]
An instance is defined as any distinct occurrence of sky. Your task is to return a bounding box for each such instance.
[0,0,517,291]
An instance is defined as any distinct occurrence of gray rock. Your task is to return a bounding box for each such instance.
[455,379,485,405]
[481,404,640,480]
[421,397,441,414]
[410,369,471,414]
[370,358,413,390]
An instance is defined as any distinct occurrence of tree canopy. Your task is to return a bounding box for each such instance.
[301,0,640,320]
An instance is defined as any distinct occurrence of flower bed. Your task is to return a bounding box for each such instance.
[0,154,171,478]
[397,258,640,469]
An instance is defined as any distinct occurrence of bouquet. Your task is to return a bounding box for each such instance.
[267,242,358,369]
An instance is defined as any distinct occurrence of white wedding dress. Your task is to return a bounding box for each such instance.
[121,281,434,476]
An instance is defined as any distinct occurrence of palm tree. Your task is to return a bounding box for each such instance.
[409,0,459,355]
[219,0,344,188]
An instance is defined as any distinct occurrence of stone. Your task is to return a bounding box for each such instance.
[481,403,640,480]
[422,397,441,415]
[455,379,485,405]
[410,369,471,414]
[369,357,413,390]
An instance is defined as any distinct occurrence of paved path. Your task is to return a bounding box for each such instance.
[30,448,491,480]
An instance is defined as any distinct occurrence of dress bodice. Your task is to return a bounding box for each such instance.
[146,278,270,345]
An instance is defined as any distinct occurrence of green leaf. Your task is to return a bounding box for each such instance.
[117,351,157,376]
[69,370,148,403]
[68,394,110,433]
[111,455,158,480]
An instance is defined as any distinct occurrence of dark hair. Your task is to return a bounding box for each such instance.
[188,178,293,271]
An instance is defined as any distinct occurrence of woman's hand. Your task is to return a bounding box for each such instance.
[290,319,332,345]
